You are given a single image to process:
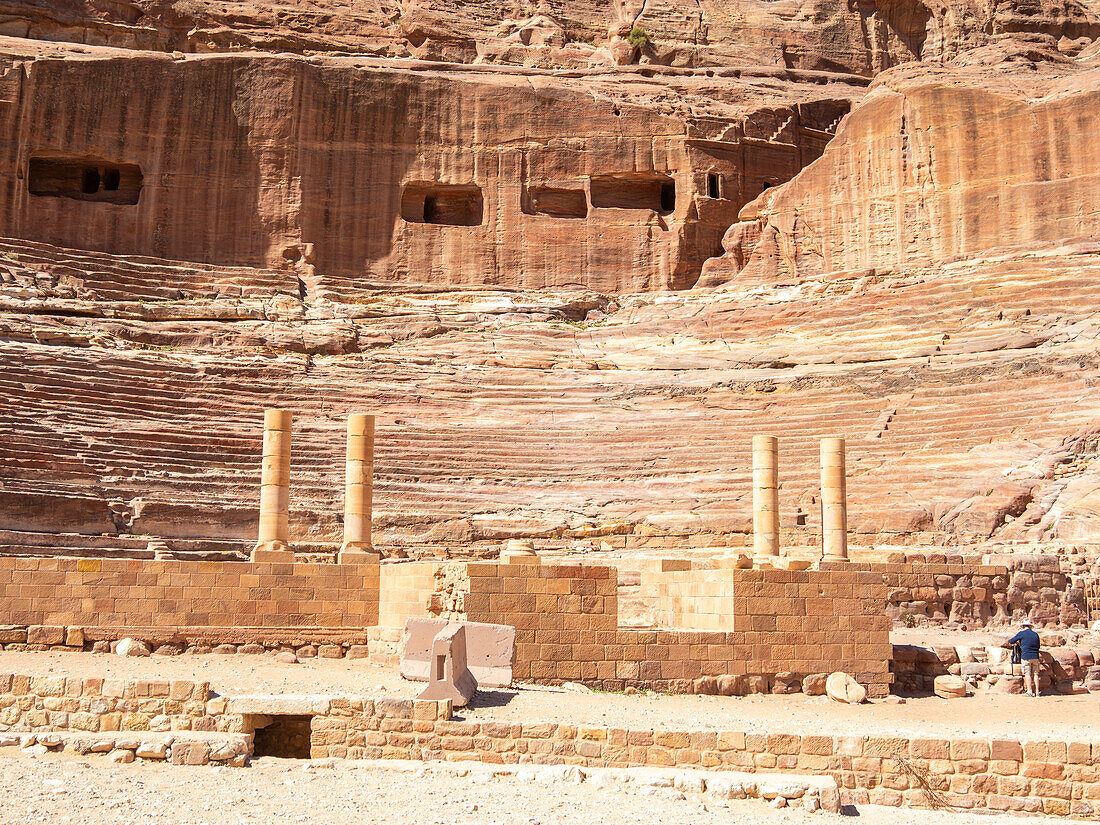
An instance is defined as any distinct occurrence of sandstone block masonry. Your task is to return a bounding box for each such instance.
[827,554,1084,628]
[6,668,1100,816]
[323,718,1100,818]
[0,556,379,628]
[0,554,890,696]
[458,561,891,696]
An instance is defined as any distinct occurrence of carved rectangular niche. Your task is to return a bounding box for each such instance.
[28,155,142,205]
[401,182,484,226]
[521,185,588,218]
[590,173,675,213]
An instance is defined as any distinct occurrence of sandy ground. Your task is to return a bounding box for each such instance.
[2,650,1098,741]
[0,750,1091,825]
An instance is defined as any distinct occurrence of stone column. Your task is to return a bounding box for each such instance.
[252,409,295,562]
[752,435,780,558]
[820,437,848,561]
[338,413,379,563]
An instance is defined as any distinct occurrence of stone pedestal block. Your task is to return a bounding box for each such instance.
[416,623,479,708]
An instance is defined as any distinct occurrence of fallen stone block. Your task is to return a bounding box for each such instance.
[802,673,828,696]
[772,672,801,694]
[934,674,968,698]
[706,775,747,799]
[136,740,170,759]
[716,675,744,696]
[993,675,1024,694]
[825,672,866,704]
[401,618,515,688]
[116,638,151,657]
[168,740,211,766]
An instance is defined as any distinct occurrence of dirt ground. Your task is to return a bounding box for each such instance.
[1,649,1097,741]
[0,750,1091,825]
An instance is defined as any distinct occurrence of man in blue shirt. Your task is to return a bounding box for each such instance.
[1004,619,1041,697]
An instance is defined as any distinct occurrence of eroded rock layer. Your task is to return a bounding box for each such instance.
[3,0,1099,76]
[2,230,1099,556]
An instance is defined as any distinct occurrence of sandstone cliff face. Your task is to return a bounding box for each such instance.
[701,58,1100,286]
[1,0,1098,75]
[0,38,859,292]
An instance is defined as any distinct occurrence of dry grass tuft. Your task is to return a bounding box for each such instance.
[892,755,955,811]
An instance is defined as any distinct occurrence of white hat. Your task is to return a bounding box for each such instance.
[1021,619,1034,627]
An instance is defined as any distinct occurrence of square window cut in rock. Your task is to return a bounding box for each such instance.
[522,185,588,218]
[28,155,142,205]
[589,173,675,213]
[401,182,484,226]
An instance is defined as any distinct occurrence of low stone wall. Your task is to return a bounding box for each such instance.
[833,554,1084,628]
[0,671,212,733]
[0,556,380,628]
[0,670,251,765]
[464,561,892,696]
[4,668,1100,817]
[315,707,1100,818]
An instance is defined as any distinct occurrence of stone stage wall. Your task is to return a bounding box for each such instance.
[0,556,380,628]
[462,561,892,696]
[0,556,891,695]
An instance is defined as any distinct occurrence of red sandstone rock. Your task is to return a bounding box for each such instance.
[0,9,1098,561]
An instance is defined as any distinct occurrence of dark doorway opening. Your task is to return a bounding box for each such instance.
[707,173,721,199]
[252,715,313,759]
[102,167,121,191]
[660,180,676,212]
[81,167,100,194]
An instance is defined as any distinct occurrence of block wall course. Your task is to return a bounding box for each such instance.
[461,562,891,696]
[0,557,379,629]
[312,699,1100,818]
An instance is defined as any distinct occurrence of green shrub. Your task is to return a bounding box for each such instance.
[627,25,650,48]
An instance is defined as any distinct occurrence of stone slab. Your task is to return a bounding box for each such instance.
[401,618,515,688]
